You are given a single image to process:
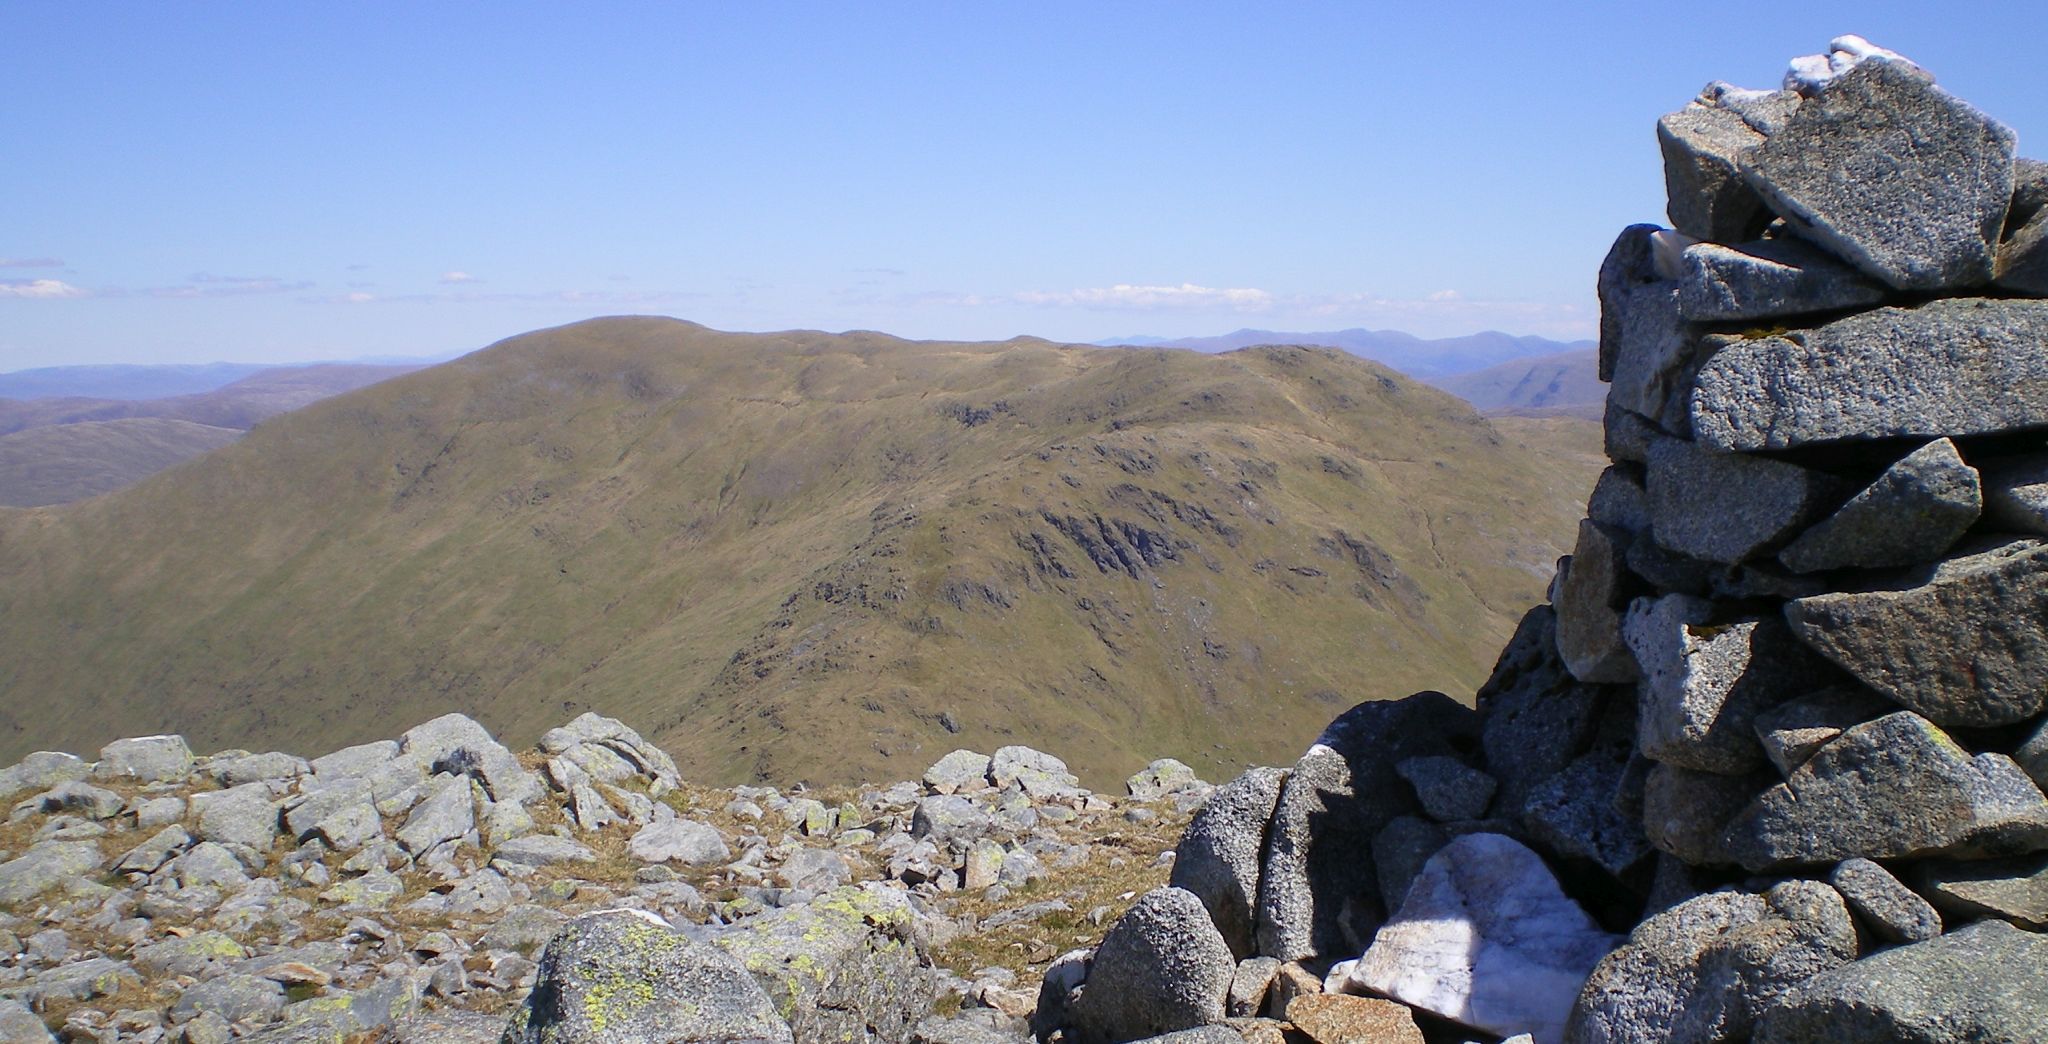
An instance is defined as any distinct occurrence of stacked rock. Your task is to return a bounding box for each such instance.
[1039,36,2048,1044]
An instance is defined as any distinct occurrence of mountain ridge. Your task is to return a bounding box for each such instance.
[0,317,1602,788]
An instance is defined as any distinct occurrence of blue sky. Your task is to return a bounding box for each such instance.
[5,3,2046,368]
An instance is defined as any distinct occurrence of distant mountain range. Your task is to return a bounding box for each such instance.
[1426,348,1604,419]
[0,318,1605,786]
[1101,328,1594,380]
[0,364,423,506]
[0,333,1607,509]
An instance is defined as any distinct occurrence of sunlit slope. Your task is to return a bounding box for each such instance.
[0,318,1600,786]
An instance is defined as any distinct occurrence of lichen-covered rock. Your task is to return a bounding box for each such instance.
[1067,887,1233,1044]
[1785,538,2048,728]
[504,909,793,1044]
[1169,766,1284,962]
[989,746,1083,801]
[1753,919,2048,1043]
[715,884,935,1044]
[1567,891,1766,1042]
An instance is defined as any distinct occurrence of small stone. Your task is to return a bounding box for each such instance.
[1127,758,1203,802]
[395,775,475,856]
[1641,762,1769,866]
[1226,957,1281,1019]
[1395,756,1495,822]
[490,834,596,868]
[1996,206,2048,294]
[962,838,1005,891]
[1750,688,1891,777]
[1911,851,2048,930]
[1741,57,2014,291]
[1779,438,1981,574]
[1658,105,1772,243]
[1786,538,2048,728]
[923,750,992,794]
[190,782,280,851]
[990,746,1084,801]
[626,817,729,865]
[309,739,400,782]
[1676,236,1885,322]
[1645,436,1843,566]
[1829,858,1941,944]
[1284,993,1424,1044]
[0,840,102,903]
[1979,448,2048,537]
[1554,520,1641,684]
[1255,692,1477,961]
[1586,466,1650,534]
[93,735,193,783]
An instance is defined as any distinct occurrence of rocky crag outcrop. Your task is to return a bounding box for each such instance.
[1035,36,2048,1044]
[0,712,1213,1042]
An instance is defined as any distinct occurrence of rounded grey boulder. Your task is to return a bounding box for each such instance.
[1067,887,1233,1044]
[504,909,793,1044]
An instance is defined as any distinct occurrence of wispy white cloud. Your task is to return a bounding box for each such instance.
[0,278,86,299]
[0,257,64,269]
[439,270,477,284]
[146,275,315,298]
[1016,283,1275,311]
[302,287,709,306]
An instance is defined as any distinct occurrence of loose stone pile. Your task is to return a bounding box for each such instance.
[1036,36,2048,1044]
[0,712,1210,1042]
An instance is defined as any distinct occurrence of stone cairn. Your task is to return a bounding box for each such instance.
[1036,36,2048,1044]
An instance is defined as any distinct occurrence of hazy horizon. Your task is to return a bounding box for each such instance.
[7,5,2044,369]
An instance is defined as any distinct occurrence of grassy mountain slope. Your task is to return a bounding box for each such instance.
[0,319,1601,787]
[1429,347,1603,418]
[0,418,244,507]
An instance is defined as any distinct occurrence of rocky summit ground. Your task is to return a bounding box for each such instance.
[0,713,1203,1042]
